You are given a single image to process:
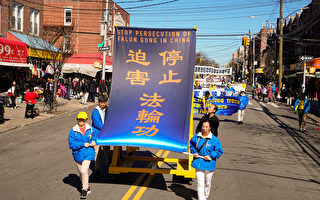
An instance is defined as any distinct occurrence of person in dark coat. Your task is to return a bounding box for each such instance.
[106,78,111,97]
[88,78,98,102]
[66,77,73,100]
[195,104,219,137]
[81,79,89,105]
[99,80,107,96]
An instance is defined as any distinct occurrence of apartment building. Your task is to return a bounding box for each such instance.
[43,0,130,73]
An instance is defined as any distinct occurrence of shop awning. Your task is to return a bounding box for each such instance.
[65,54,113,72]
[0,37,28,63]
[62,63,100,77]
[8,31,62,60]
[0,61,33,68]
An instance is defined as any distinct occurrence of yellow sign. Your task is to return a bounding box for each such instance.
[255,68,264,74]
[29,47,62,60]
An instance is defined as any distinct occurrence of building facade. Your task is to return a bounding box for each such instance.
[43,0,130,74]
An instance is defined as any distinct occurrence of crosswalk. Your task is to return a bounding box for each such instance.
[249,100,280,111]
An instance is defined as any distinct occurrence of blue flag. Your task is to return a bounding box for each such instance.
[97,27,196,152]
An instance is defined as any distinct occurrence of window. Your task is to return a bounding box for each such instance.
[30,9,39,35]
[64,9,72,26]
[64,35,72,52]
[12,2,24,31]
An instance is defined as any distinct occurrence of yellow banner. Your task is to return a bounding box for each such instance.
[29,47,62,60]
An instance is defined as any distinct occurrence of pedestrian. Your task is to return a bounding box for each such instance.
[24,87,39,119]
[66,77,73,100]
[190,120,223,200]
[99,80,107,96]
[88,78,98,103]
[262,85,267,102]
[267,83,272,103]
[237,91,249,124]
[252,84,257,100]
[81,79,89,105]
[68,112,96,198]
[106,78,111,97]
[280,84,286,102]
[294,93,311,132]
[195,104,219,137]
[7,81,18,109]
[91,96,111,177]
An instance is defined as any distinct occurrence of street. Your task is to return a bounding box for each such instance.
[0,98,319,200]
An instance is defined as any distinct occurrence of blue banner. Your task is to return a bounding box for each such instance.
[97,27,196,152]
[194,96,240,116]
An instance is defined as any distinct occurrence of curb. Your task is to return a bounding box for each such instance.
[0,104,96,134]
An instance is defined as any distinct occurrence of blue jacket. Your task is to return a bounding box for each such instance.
[190,132,223,171]
[238,94,249,110]
[225,86,235,93]
[294,98,311,114]
[68,123,96,162]
[91,106,106,131]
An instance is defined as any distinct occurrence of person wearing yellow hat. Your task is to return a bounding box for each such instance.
[209,83,216,90]
[68,112,96,198]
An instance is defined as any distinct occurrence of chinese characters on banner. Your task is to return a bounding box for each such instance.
[0,38,28,63]
[97,27,196,152]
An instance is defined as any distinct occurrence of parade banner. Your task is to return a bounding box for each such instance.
[194,96,240,116]
[194,65,232,75]
[97,27,196,152]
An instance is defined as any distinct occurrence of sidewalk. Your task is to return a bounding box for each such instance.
[0,97,97,134]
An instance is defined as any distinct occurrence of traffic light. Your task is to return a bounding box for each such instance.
[242,37,246,46]
[245,37,250,46]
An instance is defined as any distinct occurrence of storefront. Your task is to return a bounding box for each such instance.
[8,31,62,78]
[0,37,33,92]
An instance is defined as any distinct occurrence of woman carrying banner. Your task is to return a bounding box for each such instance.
[68,112,96,198]
[190,120,223,200]
[237,91,249,124]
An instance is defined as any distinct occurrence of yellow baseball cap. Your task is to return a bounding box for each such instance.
[77,112,88,120]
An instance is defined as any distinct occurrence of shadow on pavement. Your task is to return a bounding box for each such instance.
[259,103,320,166]
[168,183,197,200]
[218,167,320,185]
[62,174,82,193]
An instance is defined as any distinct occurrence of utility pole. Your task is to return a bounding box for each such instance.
[278,0,283,95]
[102,0,109,81]
[252,32,255,87]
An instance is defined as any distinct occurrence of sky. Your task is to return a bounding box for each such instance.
[115,0,312,67]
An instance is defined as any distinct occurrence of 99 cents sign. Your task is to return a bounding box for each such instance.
[0,38,28,63]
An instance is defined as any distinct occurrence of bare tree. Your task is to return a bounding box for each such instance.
[26,27,74,113]
[195,51,219,67]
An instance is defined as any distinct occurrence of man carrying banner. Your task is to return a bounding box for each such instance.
[196,104,219,137]
[190,120,223,200]
[237,91,249,124]
[91,96,110,177]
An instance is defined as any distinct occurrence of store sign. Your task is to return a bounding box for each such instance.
[299,55,313,61]
[0,37,28,63]
[29,47,62,60]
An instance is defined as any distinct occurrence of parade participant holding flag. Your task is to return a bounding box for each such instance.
[237,91,249,124]
[190,120,223,200]
[68,112,96,199]
[91,96,110,177]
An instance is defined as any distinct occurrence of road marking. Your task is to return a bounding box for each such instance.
[248,102,253,105]
[251,107,263,111]
[121,150,163,200]
[132,151,170,200]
